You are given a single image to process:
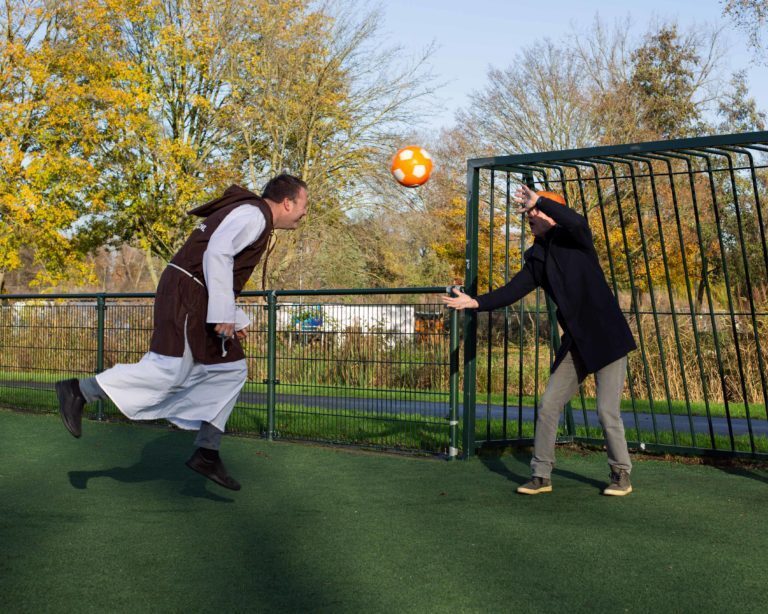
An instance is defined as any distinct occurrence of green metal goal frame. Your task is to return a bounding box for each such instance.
[463,131,768,460]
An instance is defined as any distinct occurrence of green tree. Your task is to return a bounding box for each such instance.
[629,24,718,139]
[73,0,241,285]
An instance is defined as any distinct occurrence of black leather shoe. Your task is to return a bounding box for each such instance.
[185,449,241,491]
[55,379,85,438]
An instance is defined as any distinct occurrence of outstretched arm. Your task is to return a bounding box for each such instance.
[475,265,538,311]
[442,265,538,312]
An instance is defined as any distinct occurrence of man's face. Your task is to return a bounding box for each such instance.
[281,187,308,230]
[525,206,556,238]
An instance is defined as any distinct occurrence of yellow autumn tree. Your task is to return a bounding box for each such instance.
[61,0,243,285]
[0,1,105,290]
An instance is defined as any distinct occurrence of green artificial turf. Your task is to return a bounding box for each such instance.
[1,408,767,613]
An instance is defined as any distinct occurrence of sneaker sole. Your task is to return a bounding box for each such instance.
[603,485,633,496]
[516,485,553,495]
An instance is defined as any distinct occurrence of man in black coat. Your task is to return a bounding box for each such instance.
[443,184,636,496]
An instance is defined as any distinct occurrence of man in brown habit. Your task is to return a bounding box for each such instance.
[55,174,308,491]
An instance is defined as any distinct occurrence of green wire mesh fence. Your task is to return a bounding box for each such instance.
[0,288,460,457]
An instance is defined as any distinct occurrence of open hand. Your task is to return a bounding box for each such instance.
[441,287,479,310]
[513,184,538,213]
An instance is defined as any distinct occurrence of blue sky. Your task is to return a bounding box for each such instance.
[376,0,766,133]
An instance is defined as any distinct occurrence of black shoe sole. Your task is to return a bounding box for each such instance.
[185,458,241,491]
[55,381,82,438]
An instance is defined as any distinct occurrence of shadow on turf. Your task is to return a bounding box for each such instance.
[67,433,235,502]
[711,465,768,484]
[479,448,605,491]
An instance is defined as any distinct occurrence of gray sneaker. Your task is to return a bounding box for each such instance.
[603,469,632,496]
[516,477,552,495]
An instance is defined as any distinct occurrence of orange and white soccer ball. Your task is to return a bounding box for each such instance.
[390,145,433,187]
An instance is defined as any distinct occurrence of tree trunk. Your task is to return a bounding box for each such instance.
[144,246,159,288]
[697,278,705,311]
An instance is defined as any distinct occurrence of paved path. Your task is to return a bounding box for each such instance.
[2,380,766,438]
[238,390,768,439]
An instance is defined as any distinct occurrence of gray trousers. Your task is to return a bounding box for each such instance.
[531,352,632,479]
[79,376,224,450]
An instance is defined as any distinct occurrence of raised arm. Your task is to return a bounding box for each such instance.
[514,185,592,248]
[535,197,592,247]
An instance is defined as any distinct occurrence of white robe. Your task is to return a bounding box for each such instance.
[96,205,266,430]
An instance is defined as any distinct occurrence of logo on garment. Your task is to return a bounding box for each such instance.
[196,223,207,233]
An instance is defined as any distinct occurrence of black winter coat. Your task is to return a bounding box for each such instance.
[475,197,636,380]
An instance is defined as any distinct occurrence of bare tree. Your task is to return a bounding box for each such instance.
[457,39,596,155]
[224,0,438,289]
[723,0,768,62]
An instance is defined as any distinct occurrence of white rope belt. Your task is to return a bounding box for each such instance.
[167,262,230,357]
[167,262,206,289]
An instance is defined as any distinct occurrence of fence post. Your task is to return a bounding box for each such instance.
[462,164,480,458]
[266,291,277,441]
[448,306,460,460]
[95,294,106,421]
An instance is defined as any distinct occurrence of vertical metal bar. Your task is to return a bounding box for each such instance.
[527,170,557,440]
[548,166,575,437]
[571,161,641,441]
[626,155,682,444]
[448,306,460,460]
[563,164,592,437]
[266,291,278,441]
[641,153,700,446]
[521,171,535,438]
[706,148,762,452]
[681,150,741,450]
[533,286,540,434]
[620,157,671,441]
[95,295,106,421]
[485,171,495,442]
[665,152,719,448]
[503,172,511,439]
[462,164,480,457]
[569,165,593,437]
[594,158,654,441]
[725,146,768,420]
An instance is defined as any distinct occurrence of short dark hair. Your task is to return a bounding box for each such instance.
[262,173,307,202]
